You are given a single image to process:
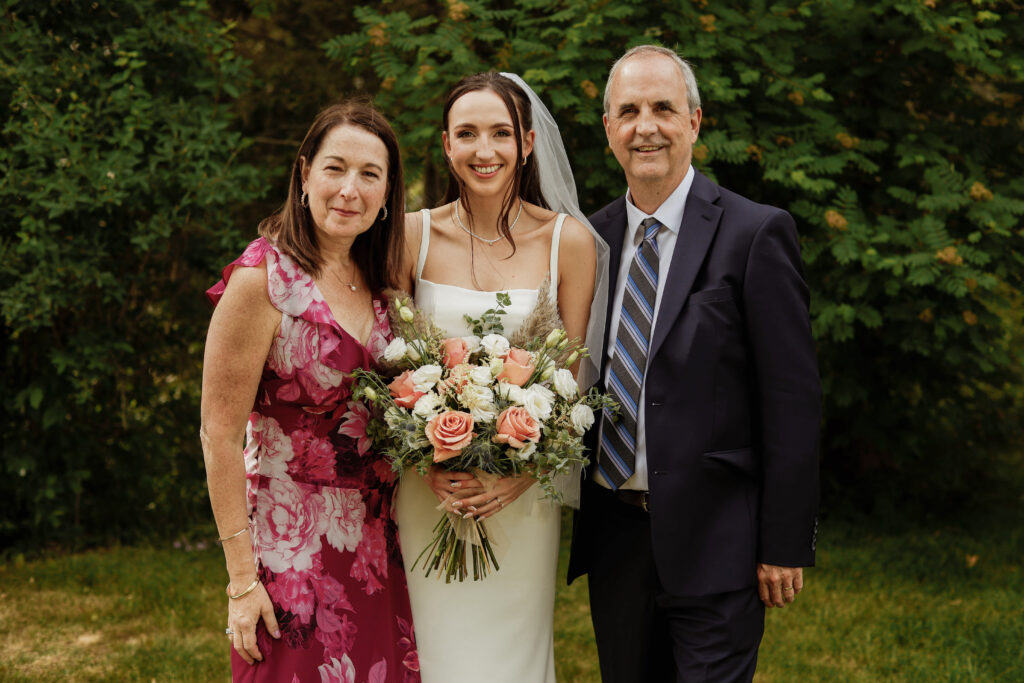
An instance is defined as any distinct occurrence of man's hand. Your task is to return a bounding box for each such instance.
[757,564,804,608]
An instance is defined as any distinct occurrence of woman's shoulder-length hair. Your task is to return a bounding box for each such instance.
[259,98,405,292]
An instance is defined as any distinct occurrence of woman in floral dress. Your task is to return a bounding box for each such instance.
[201,100,419,683]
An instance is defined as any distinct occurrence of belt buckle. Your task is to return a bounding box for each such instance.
[640,491,649,512]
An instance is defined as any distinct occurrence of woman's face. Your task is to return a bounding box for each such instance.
[443,89,533,202]
[301,124,389,244]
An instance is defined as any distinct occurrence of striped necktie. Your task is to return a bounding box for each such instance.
[597,217,662,489]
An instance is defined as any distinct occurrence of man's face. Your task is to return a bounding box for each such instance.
[603,54,701,194]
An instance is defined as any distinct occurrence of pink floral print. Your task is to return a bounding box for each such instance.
[207,238,418,682]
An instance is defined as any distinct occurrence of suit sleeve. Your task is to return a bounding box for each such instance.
[742,209,821,567]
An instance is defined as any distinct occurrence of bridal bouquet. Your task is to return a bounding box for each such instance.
[351,290,616,582]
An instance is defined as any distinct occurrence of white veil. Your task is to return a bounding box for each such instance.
[501,73,610,507]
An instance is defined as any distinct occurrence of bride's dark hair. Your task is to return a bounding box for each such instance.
[441,72,549,254]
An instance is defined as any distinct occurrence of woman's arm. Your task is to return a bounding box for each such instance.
[397,211,424,295]
[556,216,598,377]
[200,263,281,664]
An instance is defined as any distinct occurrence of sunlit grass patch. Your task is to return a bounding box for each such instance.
[1,510,1021,682]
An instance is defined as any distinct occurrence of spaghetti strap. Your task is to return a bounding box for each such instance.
[547,213,567,302]
[415,208,432,281]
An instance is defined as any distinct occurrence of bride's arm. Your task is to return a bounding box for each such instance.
[556,216,598,378]
[397,211,423,295]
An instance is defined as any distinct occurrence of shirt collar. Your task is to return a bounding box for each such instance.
[624,165,695,242]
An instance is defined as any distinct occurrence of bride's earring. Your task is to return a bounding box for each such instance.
[379,204,388,221]
[300,189,309,208]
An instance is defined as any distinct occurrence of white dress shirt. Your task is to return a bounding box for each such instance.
[595,165,695,491]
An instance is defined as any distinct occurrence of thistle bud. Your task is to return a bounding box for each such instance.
[544,329,563,348]
[363,387,378,401]
[399,306,415,322]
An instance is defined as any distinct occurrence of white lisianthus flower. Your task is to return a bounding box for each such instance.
[570,404,595,435]
[382,337,407,363]
[462,335,482,354]
[552,368,578,400]
[524,384,555,421]
[384,407,404,428]
[496,382,527,405]
[406,339,426,362]
[514,441,537,461]
[460,383,497,423]
[468,365,493,386]
[489,356,505,376]
[412,392,443,420]
[411,364,443,392]
[480,334,510,358]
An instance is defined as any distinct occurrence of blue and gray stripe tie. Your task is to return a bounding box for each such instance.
[598,217,662,489]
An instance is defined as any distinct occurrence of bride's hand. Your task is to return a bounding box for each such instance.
[226,579,280,665]
[422,466,483,505]
[456,475,536,519]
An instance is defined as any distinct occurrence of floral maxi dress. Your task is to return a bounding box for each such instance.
[207,238,420,683]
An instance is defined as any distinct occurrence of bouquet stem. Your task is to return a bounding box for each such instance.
[413,512,500,582]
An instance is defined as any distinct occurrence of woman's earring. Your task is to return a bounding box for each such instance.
[379,205,388,221]
[300,190,309,208]
[522,157,528,167]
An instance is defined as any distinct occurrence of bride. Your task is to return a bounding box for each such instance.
[394,72,609,682]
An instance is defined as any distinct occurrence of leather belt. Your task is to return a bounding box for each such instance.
[616,489,650,512]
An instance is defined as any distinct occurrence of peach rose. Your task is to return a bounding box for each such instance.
[496,347,534,387]
[492,406,541,449]
[388,369,425,409]
[425,411,475,462]
[442,337,471,369]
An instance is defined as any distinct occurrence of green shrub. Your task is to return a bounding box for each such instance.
[0,0,262,548]
[329,0,1024,506]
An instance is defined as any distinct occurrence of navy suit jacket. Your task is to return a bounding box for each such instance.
[568,170,821,596]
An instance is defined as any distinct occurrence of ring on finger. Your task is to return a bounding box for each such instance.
[782,586,794,592]
[225,627,234,636]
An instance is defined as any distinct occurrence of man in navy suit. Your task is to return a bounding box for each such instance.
[568,45,821,682]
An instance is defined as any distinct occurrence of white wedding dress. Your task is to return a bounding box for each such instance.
[394,208,567,683]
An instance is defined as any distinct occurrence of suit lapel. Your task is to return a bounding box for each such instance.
[648,171,723,362]
[595,197,628,331]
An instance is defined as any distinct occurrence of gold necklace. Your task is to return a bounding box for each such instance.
[454,199,523,245]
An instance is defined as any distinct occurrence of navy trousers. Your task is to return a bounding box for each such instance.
[584,482,765,682]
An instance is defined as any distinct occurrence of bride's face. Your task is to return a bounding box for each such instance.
[443,89,534,201]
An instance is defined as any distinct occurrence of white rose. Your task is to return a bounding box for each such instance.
[480,333,510,358]
[524,384,555,421]
[468,365,493,386]
[412,392,443,419]
[411,364,443,392]
[462,335,482,354]
[570,403,595,434]
[382,337,407,363]
[496,381,527,405]
[551,368,578,400]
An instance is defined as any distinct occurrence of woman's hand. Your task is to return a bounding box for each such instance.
[454,474,537,519]
[226,580,280,665]
[422,466,483,505]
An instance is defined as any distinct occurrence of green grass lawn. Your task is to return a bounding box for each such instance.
[2,510,1021,682]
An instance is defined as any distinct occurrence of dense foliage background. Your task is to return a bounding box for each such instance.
[2,0,1021,550]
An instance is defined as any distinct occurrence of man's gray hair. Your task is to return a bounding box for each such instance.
[603,45,701,115]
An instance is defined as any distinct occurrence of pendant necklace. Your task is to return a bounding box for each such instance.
[454,199,523,245]
[337,261,358,292]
